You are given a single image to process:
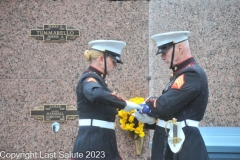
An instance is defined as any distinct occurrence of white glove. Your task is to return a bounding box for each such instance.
[132,110,156,124]
[123,101,142,112]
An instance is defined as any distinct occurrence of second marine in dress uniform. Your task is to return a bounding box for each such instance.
[133,31,209,160]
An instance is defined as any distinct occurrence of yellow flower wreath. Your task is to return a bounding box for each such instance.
[118,97,145,137]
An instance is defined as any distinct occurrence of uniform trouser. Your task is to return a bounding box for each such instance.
[72,126,122,160]
[151,125,209,160]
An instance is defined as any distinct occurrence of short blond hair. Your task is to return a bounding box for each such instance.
[84,50,103,62]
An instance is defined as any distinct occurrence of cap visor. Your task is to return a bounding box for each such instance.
[156,49,162,55]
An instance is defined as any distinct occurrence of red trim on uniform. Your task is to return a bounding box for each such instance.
[88,65,104,74]
[86,77,98,83]
[174,63,195,74]
[153,99,157,108]
[190,63,196,69]
[173,57,196,74]
[110,93,125,101]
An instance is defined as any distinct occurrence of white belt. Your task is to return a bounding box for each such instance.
[79,119,115,130]
[157,119,199,129]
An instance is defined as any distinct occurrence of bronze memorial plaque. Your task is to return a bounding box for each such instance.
[30,24,80,42]
[30,104,78,122]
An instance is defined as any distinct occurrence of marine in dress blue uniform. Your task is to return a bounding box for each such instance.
[134,31,209,160]
[71,40,141,160]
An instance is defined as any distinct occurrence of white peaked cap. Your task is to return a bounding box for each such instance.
[88,40,126,63]
[151,31,190,54]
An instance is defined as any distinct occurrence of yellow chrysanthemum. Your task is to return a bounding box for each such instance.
[138,122,144,127]
[126,124,132,130]
[139,131,145,137]
[128,115,135,122]
[130,110,135,114]
[123,111,129,115]
[128,123,135,131]
[134,127,142,134]
[121,124,128,131]
[120,119,126,125]
[122,114,128,120]
[118,110,124,117]
[118,97,145,137]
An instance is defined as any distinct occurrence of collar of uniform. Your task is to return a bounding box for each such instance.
[172,57,196,74]
[87,66,105,79]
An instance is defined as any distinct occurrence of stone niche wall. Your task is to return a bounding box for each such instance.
[0,0,149,160]
[0,0,239,160]
[149,0,239,127]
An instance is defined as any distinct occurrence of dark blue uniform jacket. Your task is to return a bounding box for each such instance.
[72,66,126,160]
[147,57,209,160]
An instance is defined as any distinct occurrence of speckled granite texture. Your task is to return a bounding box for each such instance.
[149,0,239,127]
[0,0,239,159]
[0,0,149,159]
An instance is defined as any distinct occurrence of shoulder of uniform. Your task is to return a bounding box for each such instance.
[86,77,98,83]
[81,72,98,79]
[80,72,100,83]
[178,64,198,75]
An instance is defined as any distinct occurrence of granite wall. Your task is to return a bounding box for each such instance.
[0,0,239,160]
[149,0,239,127]
[0,0,150,160]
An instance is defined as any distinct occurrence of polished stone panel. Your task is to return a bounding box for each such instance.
[149,0,239,127]
[0,0,239,159]
[0,0,149,159]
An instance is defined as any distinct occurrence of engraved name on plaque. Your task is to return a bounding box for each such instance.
[30,104,78,122]
[30,24,80,42]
